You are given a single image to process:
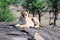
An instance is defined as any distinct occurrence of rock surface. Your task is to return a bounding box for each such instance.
[0,22,60,40]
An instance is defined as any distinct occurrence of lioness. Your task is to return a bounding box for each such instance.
[15,11,34,28]
[15,11,43,28]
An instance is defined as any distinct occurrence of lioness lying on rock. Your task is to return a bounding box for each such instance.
[15,11,43,28]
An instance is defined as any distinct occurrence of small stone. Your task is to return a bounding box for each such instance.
[34,33,45,40]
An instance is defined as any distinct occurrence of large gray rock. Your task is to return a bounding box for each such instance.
[0,33,14,40]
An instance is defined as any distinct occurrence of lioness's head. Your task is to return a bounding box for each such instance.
[21,11,29,18]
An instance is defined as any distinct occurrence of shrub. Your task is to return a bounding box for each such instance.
[0,0,16,22]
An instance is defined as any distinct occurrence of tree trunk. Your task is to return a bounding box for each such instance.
[54,13,57,26]
[49,11,52,25]
[54,9,58,26]
[52,0,58,26]
[38,10,41,23]
[32,11,35,17]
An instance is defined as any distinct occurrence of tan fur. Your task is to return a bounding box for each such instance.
[31,17,43,28]
[15,11,34,28]
[15,11,43,28]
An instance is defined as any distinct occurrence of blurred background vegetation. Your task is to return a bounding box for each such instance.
[0,0,16,22]
[0,0,60,26]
